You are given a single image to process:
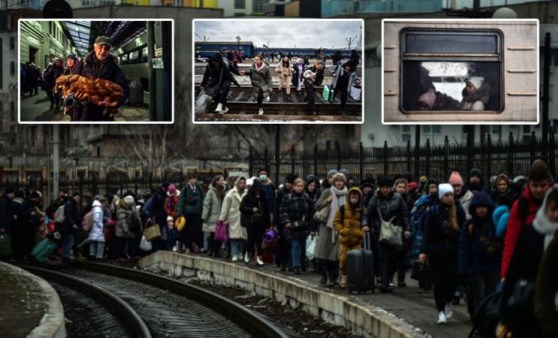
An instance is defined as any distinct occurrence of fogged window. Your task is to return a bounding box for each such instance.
[401,30,503,113]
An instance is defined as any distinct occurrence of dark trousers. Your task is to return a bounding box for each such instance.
[318,258,338,280]
[397,248,409,282]
[339,88,348,111]
[47,90,60,106]
[430,253,459,312]
[472,270,500,313]
[304,82,316,113]
[378,242,398,287]
[116,237,133,259]
[183,214,202,251]
[215,83,230,105]
[246,226,264,256]
[207,232,222,257]
[275,227,291,268]
[257,88,264,107]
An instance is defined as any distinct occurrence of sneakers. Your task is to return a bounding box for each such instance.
[244,252,250,264]
[258,108,264,115]
[256,256,264,266]
[339,275,347,288]
[319,273,327,285]
[221,106,229,114]
[445,303,454,319]
[437,311,447,324]
[215,103,223,113]
[265,96,270,102]
[231,255,238,262]
[294,268,301,275]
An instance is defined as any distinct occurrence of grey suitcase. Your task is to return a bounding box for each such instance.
[347,232,375,293]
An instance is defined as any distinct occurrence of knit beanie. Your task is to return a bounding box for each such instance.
[327,169,338,178]
[408,182,418,192]
[449,171,464,186]
[467,76,484,90]
[332,173,346,182]
[168,184,177,194]
[285,173,298,184]
[438,183,454,199]
[123,195,135,206]
[167,216,174,223]
[529,159,551,182]
[470,168,482,179]
[378,175,394,188]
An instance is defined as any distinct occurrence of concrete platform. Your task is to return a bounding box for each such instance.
[139,252,471,338]
[0,262,65,338]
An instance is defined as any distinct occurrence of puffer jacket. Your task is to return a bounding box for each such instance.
[116,206,138,238]
[334,187,363,246]
[177,184,204,216]
[202,184,225,233]
[365,190,408,237]
[248,62,273,96]
[279,190,314,240]
[88,200,105,242]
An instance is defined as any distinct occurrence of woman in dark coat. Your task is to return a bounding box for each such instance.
[420,183,466,324]
[535,234,558,337]
[200,53,240,114]
[502,187,558,338]
[240,180,270,266]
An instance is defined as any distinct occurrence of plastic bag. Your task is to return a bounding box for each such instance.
[140,235,152,251]
[215,220,229,242]
[195,89,212,114]
[306,235,316,260]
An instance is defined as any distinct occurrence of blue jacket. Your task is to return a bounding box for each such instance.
[458,192,502,274]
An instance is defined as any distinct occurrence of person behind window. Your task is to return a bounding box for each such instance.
[460,77,491,111]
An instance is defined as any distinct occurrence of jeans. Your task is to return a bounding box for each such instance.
[62,232,75,260]
[304,82,316,113]
[89,241,105,259]
[291,238,304,269]
[472,270,500,313]
[230,239,244,258]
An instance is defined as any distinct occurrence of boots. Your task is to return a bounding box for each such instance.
[319,271,327,285]
[339,275,347,288]
[215,103,223,113]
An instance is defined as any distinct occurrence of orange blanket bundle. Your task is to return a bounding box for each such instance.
[55,74,125,107]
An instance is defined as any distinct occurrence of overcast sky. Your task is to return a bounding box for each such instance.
[195,20,362,49]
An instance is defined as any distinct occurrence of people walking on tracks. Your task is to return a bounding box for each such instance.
[244,54,273,115]
[334,187,368,288]
[420,184,466,324]
[177,175,204,253]
[42,57,64,110]
[202,175,227,258]
[303,60,325,115]
[279,178,314,275]
[275,55,293,102]
[219,177,248,262]
[200,53,240,114]
[314,172,348,286]
[292,58,306,97]
[240,179,271,266]
[331,61,358,115]
[365,176,409,293]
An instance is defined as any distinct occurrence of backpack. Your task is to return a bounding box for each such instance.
[81,210,93,232]
[469,292,502,338]
[54,205,66,223]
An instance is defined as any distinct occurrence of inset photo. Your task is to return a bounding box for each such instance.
[193,19,364,124]
[382,19,539,124]
[18,19,174,124]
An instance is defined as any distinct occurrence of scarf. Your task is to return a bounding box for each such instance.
[327,186,348,243]
[532,194,558,251]
[255,62,266,73]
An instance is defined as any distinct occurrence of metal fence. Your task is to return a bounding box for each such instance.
[249,131,557,185]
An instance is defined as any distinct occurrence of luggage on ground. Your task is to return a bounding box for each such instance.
[30,238,59,263]
[347,232,375,293]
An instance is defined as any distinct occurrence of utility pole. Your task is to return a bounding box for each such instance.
[543,32,551,162]
[52,125,59,202]
[346,37,353,50]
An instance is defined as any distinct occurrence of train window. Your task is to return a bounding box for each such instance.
[400,29,503,114]
[121,54,128,63]
[130,50,139,61]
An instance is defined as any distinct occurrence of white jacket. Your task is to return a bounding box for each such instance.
[88,200,105,242]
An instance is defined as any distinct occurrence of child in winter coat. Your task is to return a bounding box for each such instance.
[163,216,178,251]
[333,187,369,288]
[88,197,107,260]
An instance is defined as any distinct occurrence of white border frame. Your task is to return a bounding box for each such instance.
[381,18,540,125]
[192,18,365,125]
[18,18,175,125]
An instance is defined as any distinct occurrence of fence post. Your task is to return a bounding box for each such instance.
[291,145,296,174]
[530,131,537,164]
[414,133,420,181]
[507,132,514,178]
[486,134,492,178]
[425,139,431,179]
[314,143,318,177]
[406,140,411,176]
[264,147,270,176]
[550,127,556,179]
[383,140,388,175]
[336,140,341,171]
[443,136,449,180]
[364,143,368,185]
[248,147,253,178]
[466,131,473,176]
[134,171,138,196]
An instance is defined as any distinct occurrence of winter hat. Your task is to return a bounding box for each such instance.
[327,169,338,178]
[428,179,439,189]
[419,176,428,183]
[449,171,464,186]
[339,168,349,177]
[467,76,484,90]
[30,191,41,199]
[470,168,482,179]
[167,216,174,223]
[418,89,436,109]
[285,173,298,184]
[168,184,177,194]
[332,173,346,182]
[408,182,418,192]
[378,175,394,188]
[438,183,454,200]
[496,173,510,185]
[513,175,526,184]
[123,195,135,206]
[4,187,15,195]
[529,159,551,182]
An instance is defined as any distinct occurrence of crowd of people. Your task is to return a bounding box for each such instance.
[199,48,361,116]
[1,161,557,337]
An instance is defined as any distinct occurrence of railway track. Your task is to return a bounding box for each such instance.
[20,262,289,338]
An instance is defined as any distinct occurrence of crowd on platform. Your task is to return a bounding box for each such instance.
[1,161,558,337]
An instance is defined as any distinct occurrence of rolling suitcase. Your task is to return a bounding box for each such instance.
[347,232,375,293]
[30,238,58,263]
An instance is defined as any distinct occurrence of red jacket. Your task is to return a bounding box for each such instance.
[501,187,542,278]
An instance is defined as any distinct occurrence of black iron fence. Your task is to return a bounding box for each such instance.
[249,131,557,185]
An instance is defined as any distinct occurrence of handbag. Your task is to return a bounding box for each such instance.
[410,259,428,281]
[144,224,162,241]
[502,279,535,324]
[195,89,212,114]
[322,85,333,102]
[313,204,330,223]
[140,235,152,251]
[306,235,317,260]
[377,205,403,249]
[215,220,229,242]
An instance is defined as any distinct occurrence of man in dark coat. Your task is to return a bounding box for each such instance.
[61,192,81,263]
[240,180,270,265]
[43,58,64,109]
[0,187,15,234]
[275,173,298,271]
[77,36,129,121]
[177,175,205,253]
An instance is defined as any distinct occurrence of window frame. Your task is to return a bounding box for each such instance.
[399,27,505,115]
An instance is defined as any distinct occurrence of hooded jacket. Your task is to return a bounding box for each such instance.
[202,184,225,233]
[219,179,248,240]
[240,180,270,229]
[279,189,314,240]
[334,187,364,246]
[364,190,408,236]
[458,192,501,275]
[88,200,105,242]
[81,52,129,106]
